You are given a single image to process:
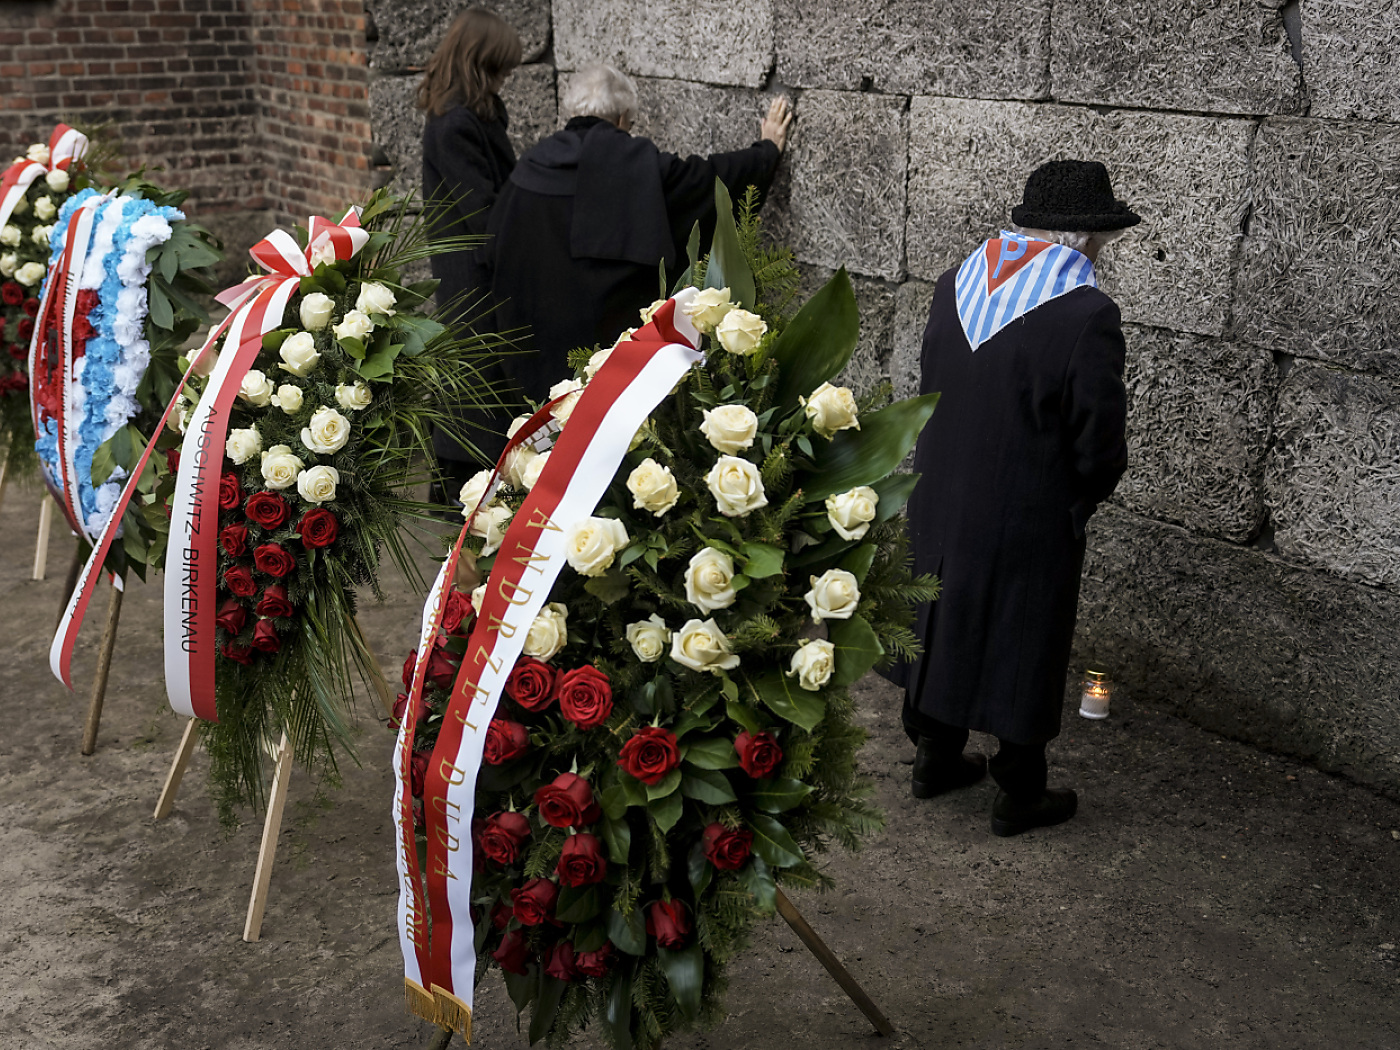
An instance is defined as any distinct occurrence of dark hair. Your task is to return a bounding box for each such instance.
[416,7,523,119]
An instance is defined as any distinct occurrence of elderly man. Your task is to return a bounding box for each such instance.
[482,63,792,407]
[900,160,1137,837]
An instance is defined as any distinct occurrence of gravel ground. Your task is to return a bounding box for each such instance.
[1,484,1396,1050]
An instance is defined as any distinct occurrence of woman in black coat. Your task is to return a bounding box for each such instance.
[419,6,522,477]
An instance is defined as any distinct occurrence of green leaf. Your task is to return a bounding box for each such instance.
[802,394,940,502]
[704,178,755,309]
[687,841,712,897]
[725,699,764,735]
[158,243,179,283]
[602,813,632,865]
[529,974,568,1044]
[769,268,859,407]
[657,941,705,1021]
[748,813,805,869]
[392,312,446,357]
[600,784,629,821]
[739,541,785,579]
[355,340,404,380]
[671,708,711,739]
[749,777,815,814]
[839,543,877,583]
[583,569,630,605]
[338,335,367,361]
[719,671,739,704]
[682,736,739,770]
[752,672,827,732]
[681,767,737,805]
[503,964,539,1012]
[556,884,603,923]
[650,789,683,833]
[645,767,681,801]
[606,962,635,1050]
[261,328,293,353]
[573,920,610,954]
[147,282,174,330]
[870,471,920,521]
[828,614,884,688]
[607,908,646,956]
[737,855,777,913]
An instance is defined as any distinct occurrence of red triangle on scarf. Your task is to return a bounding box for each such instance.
[984,237,1054,294]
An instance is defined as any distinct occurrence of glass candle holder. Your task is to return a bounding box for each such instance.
[1079,669,1112,720]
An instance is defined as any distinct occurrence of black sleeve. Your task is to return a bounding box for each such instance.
[424,112,502,238]
[1063,299,1129,531]
[658,140,781,260]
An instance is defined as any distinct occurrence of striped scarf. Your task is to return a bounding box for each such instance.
[954,231,1097,351]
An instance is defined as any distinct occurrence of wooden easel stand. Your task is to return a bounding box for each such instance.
[33,495,54,580]
[773,889,895,1037]
[0,458,9,519]
[80,579,123,756]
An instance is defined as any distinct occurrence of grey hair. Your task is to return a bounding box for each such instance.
[562,62,639,125]
[1012,225,1128,256]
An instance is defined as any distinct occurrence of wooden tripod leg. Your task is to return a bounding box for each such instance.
[243,730,293,942]
[774,889,895,1037]
[80,579,123,756]
[32,495,54,580]
[0,457,9,519]
[349,614,394,720]
[154,719,199,820]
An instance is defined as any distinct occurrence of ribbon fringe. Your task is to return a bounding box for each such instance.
[432,985,472,1041]
[404,978,438,1026]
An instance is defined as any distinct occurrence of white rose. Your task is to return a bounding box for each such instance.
[308,240,338,269]
[279,331,321,377]
[700,404,758,455]
[639,298,667,325]
[548,377,584,424]
[564,515,629,577]
[521,450,549,491]
[626,614,671,663]
[301,405,351,454]
[260,444,304,490]
[14,261,45,287]
[805,568,861,624]
[332,309,374,343]
[458,469,494,517]
[682,286,733,333]
[670,618,740,674]
[626,457,679,515]
[470,502,513,554]
[33,196,56,221]
[335,380,372,411]
[299,291,335,331]
[10,195,27,216]
[684,546,737,613]
[0,253,16,277]
[297,463,340,504]
[584,345,612,379]
[27,143,51,164]
[270,383,304,414]
[523,602,568,661]
[45,168,69,193]
[825,486,879,541]
[788,639,836,691]
[715,308,768,355]
[166,394,190,434]
[802,381,861,439]
[355,281,397,317]
[31,224,53,247]
[471,583,487,611]
[226,426,262,465]
[238,368,274,407]
[504,445,537,489]
[0,225,20,247]
[705,455,768,518]
[191,349,219,378]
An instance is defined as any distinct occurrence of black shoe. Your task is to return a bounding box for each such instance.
[990,788,1078,837]
[911,741,987,799]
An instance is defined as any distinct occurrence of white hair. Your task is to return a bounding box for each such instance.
[562,62,639,125]
[1012,225,1128,256]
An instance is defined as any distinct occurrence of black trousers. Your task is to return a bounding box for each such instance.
[912,716,1048,800]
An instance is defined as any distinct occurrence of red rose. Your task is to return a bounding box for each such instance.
[255,584,294,619]
[165,448,180,474]
[410,751,430,798]
[221,640,253,665]
[556,832,607,887]
[390,692,427,730]
[478,810,532,866]
[425,642,460,690]
[1,283,22,306]
[401,650,417,689]
[17,317,33,341]
[223,564,256,597]
[253,542,296,578]
[491,900,513,930]
[544,941,578,981]
[505,656,556,711]
[533,771,602,828]
[510,878,559,926]
[483,719,529,765]
[296,507,339,548]
[219,472,242,510]
[702,823,754,871]
[646,899,691,948]
[22,296,39,317]
[574,942,613,977]
[493,929,530,975]
[7,343,23,361]
[734,730,783,779]
[244,490,289,529]
[617,726,680,785]
[440,589,473,635]
[251,619,280,653]
[556,665,614,729]
[215,598,247,636]
[412,797,425,831]
[219,523,247,557]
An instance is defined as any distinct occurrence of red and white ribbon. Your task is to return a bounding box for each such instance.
[392,289,702,1037]
[0,123,87,231]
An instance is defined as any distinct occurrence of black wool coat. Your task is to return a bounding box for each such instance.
[900,267,1128,745]
[482,116,781,406]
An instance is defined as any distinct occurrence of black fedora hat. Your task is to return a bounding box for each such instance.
[1011,160,1141,232]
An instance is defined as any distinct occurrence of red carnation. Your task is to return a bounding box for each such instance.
[223,564,256,597]
[555,665,613,729]
[425,642,460,690]
[647,900,692,948]
[219,523,248,558]
[533,771,602,828]
[253,542,296,578]
[1,283,22,306]
[493,929,530,975]
[478,810,532,866]
[617,726,680,785]
[510,878,559,926]
[440,589,473,636]
[215,599,247,636]
[505,656,556,711]
[255,584,294,619]
[218,472,242,510]
[483,719,529,765]
[574,942,613,977]
[22,296,39,317]
[702,823,754,871]
[251,619,280,653]
[296,507,338,548]
[221,640,253,665]
[244,490,289,529]
[734,730,783,779]
[409,751,430,798]
[556,832,607,888]
[544,942,578,982]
